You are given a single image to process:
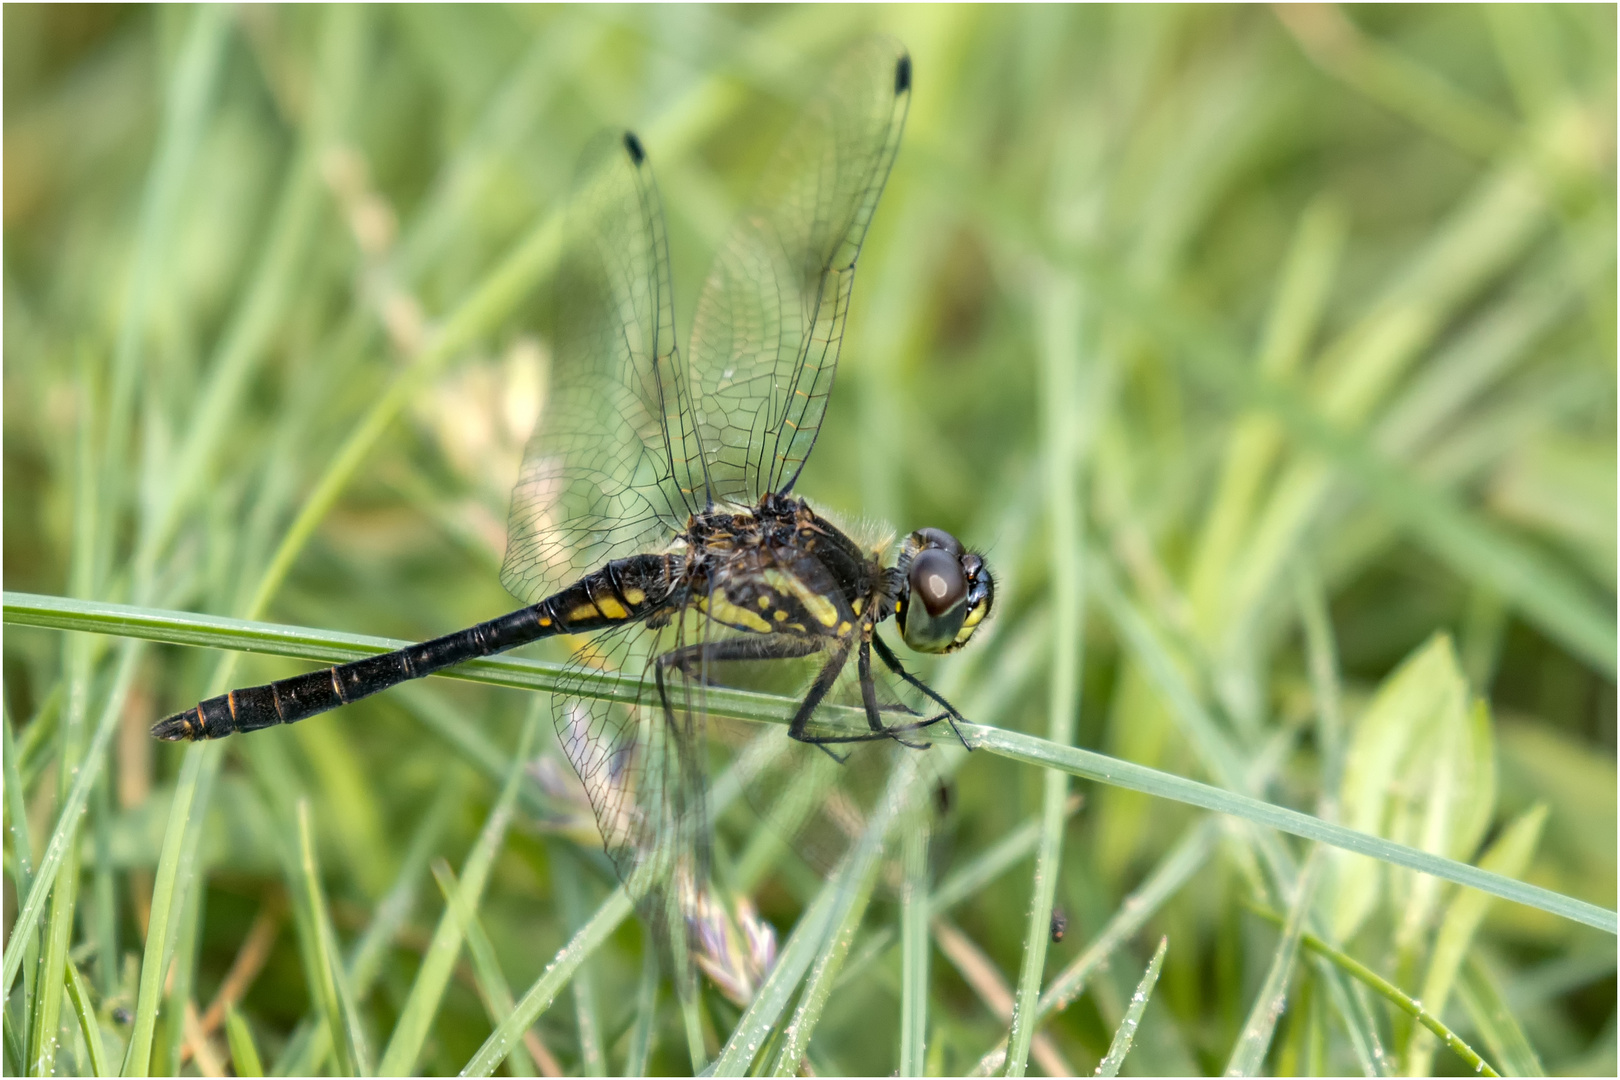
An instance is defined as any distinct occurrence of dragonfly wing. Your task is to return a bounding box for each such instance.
[502,134,702,604]
[684,37,912,505]
[551,614,712,998]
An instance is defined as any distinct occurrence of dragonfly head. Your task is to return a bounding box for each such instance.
[895,528,994,654]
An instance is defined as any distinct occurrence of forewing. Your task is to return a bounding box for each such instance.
[502,134,701,604]
[684,38,911,504]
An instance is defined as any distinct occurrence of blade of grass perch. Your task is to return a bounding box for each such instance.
[430,860,538,1077]
[459,887,635,1078]
[377,705,539,1076]
[898,814,930,1076]
[64,959,110,1077]
[225,1004,266,1078]
[1007,261,1090,1080]
[11,591,1614,935]
[1224,850,1324,1075]
[295,800,368,1077]
[1093,936,1168,1078]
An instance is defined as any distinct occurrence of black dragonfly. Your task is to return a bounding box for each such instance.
[154,38,993,998]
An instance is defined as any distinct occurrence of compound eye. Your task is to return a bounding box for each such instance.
[910,548,967,617]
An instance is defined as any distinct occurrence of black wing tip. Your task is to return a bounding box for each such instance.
[623,131,646,164]
[894,53,911,94]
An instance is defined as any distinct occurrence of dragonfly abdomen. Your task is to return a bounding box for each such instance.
[151,554,674,742]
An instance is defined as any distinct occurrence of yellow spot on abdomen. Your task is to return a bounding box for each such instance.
[596,597,629,620]
[567,603,601,622]
[623,587,646,605]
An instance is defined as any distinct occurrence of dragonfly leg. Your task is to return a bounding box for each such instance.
[858,638,930,750]
[871,634,972,751]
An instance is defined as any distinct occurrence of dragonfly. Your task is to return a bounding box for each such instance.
[154,37,993,998]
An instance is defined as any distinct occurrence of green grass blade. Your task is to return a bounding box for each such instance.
[707,859,844,1076]
[1246,902,1499,1076]
[1457,956,1546,1077]
[430,860,536,1077]
[295,800,364,1077]
[96,2,230,593]
[225,1004,266,1078]
[623,946,660,1077]
[549,842,606,1076]
[13,591,1614,934]
[1224,851,1324,1076]
[898,819,930,1076]
[1406,804,1548,1075]
[1,646,136,999]
[1094,936,1168,1078]
[459,888,635,1078]
[377,706,539,1076]
[64,959,110,1077]
[1008,268,1089,1078]
[119,740,222,1077]
[29,844,80,1076]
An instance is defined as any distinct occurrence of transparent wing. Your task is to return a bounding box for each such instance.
[709,632,948,889]
[501,134,702,604]
[684,37,911,504]
[551,610,712,999]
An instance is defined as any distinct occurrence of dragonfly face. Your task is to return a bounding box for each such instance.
[895,527,995,654]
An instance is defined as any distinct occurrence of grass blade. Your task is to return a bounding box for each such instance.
[1094,936,1168,1078]
[1007,266,1089,1078]
[1246,902,1499,1076]
[64,959,110,1077]
[119,738,222,1077]
[377,706,539,1076]
[12,591,1613,934]
[430,860,537,1077]
[1,647,136,999]
[1224,851,1323,1075]
[898,818,930,1076]
[225,1004,266,1078]
[459,888,635,1078]
[295,800,372,1077]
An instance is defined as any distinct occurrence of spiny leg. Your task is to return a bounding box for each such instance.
[871,634,971,750]
[858,637,930,750]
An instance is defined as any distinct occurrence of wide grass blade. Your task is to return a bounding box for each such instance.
[224,1004,266,1079]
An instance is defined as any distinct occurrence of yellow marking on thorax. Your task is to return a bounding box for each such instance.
[698,593,773,634]
[622,586,646,606]
[761,568,841,628]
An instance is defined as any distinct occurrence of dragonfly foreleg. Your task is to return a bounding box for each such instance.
[871,634,972,750]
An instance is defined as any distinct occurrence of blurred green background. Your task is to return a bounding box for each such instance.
[3,4,1614,1076]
